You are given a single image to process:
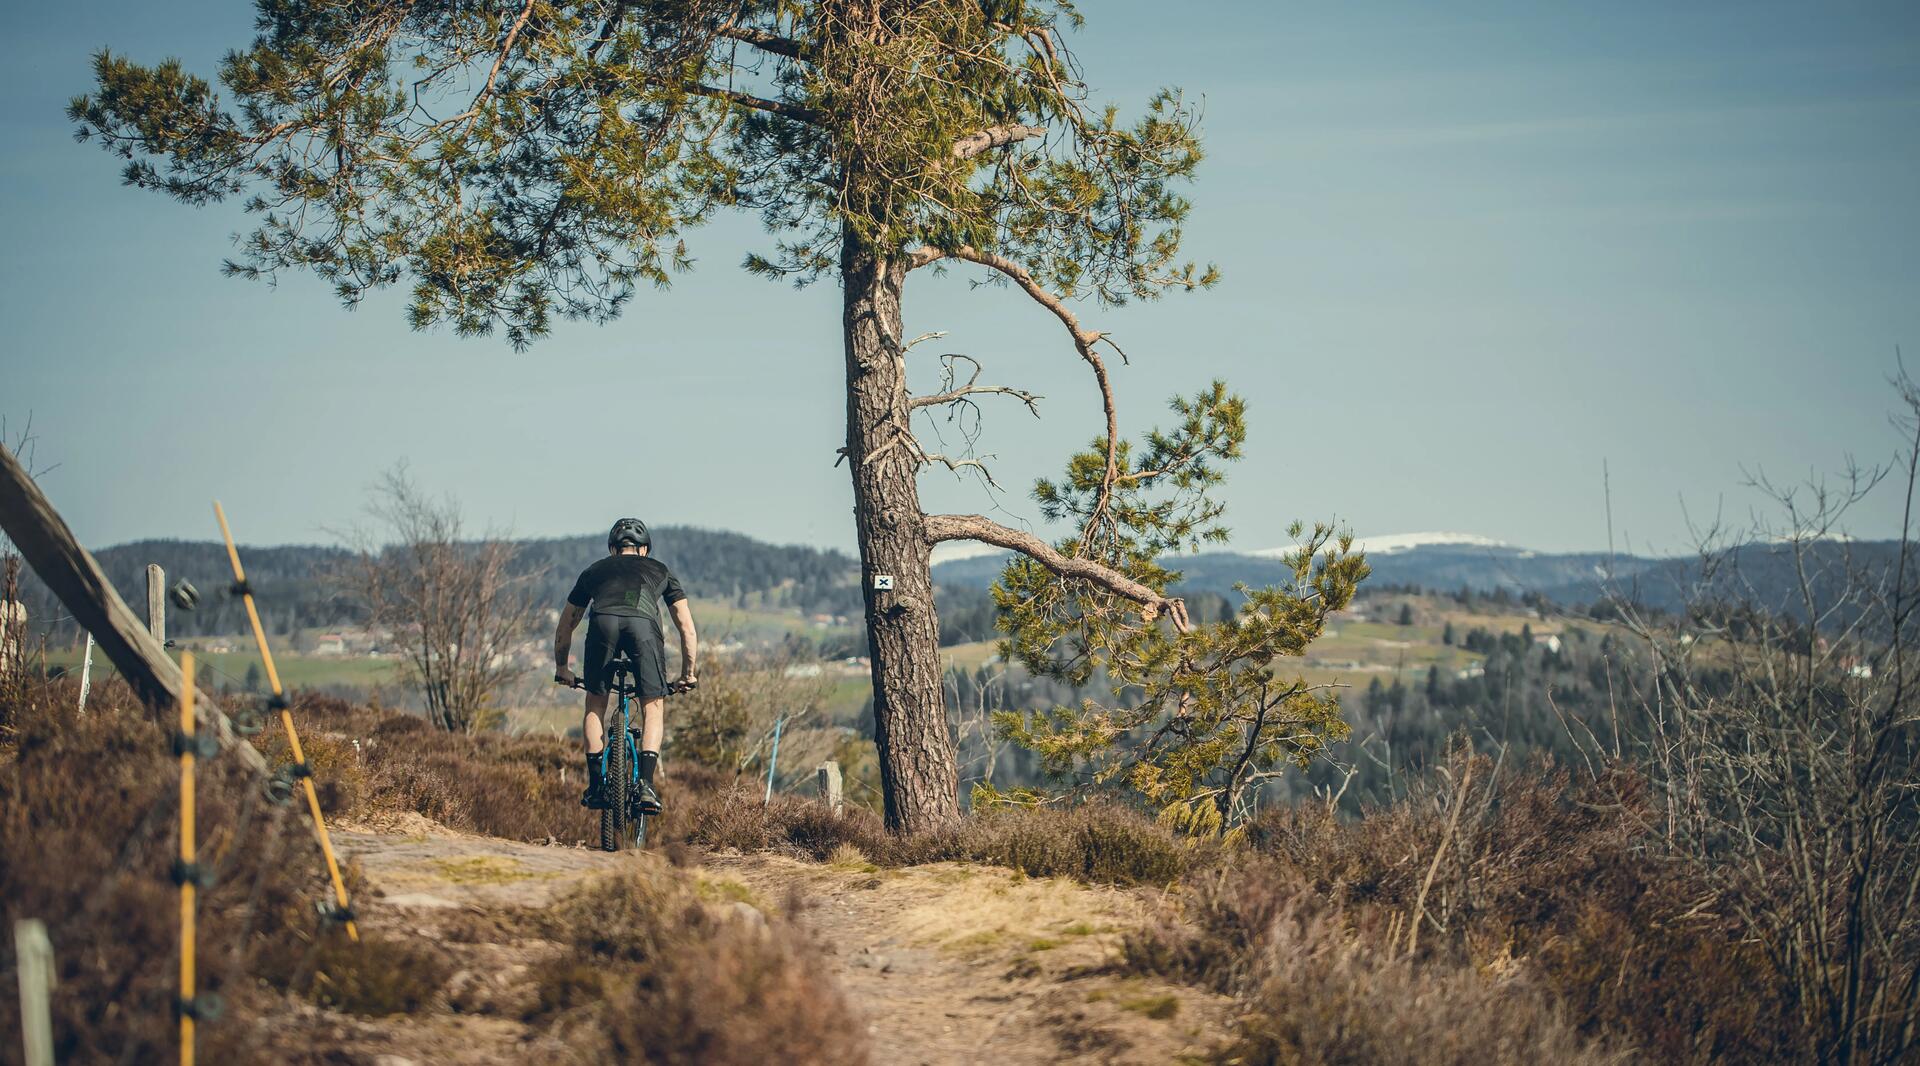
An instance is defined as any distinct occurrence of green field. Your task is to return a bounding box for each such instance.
[42,646,400,691]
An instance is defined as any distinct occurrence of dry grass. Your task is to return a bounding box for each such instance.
[0,679,366,1062]
[1126,750,1801,1064]
[1225,905,1626,1066]
[272,694,593,841]
[531,867,870,1065]
[678,778,1198,886]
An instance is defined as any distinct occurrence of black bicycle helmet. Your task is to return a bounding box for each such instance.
[607,517,651,551]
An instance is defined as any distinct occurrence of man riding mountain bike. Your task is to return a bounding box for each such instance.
[554,518,697,815]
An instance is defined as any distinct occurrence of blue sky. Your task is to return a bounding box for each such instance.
[2,1,1916,557]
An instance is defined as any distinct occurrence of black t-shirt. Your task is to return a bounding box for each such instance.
[566,555,687,621]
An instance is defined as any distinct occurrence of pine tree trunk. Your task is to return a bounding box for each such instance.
[841,236,959,833]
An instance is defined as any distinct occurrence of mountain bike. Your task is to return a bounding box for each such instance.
[561,655,693,852]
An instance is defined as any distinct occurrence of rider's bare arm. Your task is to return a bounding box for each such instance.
[669,598,697,680]
[554,601,586,677]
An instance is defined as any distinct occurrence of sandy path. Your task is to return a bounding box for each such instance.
[297,826,1226,1065]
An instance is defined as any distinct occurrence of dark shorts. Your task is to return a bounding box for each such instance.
[584,613,670,699]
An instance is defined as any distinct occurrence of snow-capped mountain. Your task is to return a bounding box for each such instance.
[1244,532,1509,559]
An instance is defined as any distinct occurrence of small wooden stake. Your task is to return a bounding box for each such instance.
[817,760,844,815]
[14,918,54,1066]
[76,633,94,716]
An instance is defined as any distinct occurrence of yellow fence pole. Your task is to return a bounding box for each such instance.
[178,652,196,1066]
[211,502,359,942]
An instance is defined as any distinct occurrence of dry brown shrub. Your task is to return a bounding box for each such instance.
[955,803,1197,886]
[282,694,594,841]
[676,777,1196,886]
[0,678,371,1063]
[1132,749,1800,1063]
[1224,904,1627,1066]
[532,868,869,1065]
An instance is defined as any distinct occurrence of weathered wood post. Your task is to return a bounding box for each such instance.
[146,563,165,645]
[13,918,54,1066]
[817,760,843,815]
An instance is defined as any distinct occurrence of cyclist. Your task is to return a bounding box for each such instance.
[553,518,697,814]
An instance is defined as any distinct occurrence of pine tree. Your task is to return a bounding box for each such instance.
[1443,620,1456,645]
[71,0,1219,831]
[991,399,1368,834]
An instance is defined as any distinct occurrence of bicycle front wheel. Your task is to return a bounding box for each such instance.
[601,730,630,853]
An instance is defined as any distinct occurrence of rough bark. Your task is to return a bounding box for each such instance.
[842,236,960,832]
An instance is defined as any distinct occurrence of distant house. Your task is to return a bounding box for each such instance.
[1456,662,1486,680]
[1533,633,1563,654]
[314,633,348,656]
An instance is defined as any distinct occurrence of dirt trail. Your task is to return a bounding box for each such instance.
[311,821,1227,1065]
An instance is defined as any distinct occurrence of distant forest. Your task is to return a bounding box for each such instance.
[13,528,873,644]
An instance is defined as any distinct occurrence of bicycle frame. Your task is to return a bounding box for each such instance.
[597,681,640,806]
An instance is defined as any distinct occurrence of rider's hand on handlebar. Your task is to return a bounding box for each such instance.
[671,673,698,694]
[554,666,578,688]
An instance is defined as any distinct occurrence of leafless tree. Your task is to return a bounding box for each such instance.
[336,465,539,734]
[1595,380,1920,1064]
[947,659,1013,793]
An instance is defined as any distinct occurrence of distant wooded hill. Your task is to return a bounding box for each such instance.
[14,528,1894,645]
[13,527,865,643]
[931,538,1903,621]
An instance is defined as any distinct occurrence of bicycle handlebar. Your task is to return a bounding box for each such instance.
[553,673,697,694]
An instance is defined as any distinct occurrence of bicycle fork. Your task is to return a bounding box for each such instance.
[597,695,639,790]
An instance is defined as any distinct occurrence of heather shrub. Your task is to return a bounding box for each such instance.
[533,869,869,1065]
[269,932,453,1016]
[283,694,594,841]
[678,778,1197,886]
[1224,904,1627,1066]
[956,803,1195,886]
[1132,749,1800,1063]
[0,679,368,1063]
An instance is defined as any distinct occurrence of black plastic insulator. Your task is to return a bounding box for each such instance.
[172,731,218,758]
[263,772,296,805]
[231,706,266,736]
[316,901,356,926]
[227,578,253,598]
[286,761,312,779]
[169,579,200,611]
[170,860,214,889]
[177,994,224,1021]
[266,693,290,711]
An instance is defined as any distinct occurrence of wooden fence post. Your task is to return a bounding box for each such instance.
[14,918,54,1066]
[817,760,843,815]
[146,563,165,645]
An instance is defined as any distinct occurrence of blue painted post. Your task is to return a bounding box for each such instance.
[763,714,786,805]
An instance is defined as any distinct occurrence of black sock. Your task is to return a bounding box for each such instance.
[585,753,604,785]
[638,750,659,786]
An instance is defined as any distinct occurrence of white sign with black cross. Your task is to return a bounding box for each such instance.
[872,573,894,591]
